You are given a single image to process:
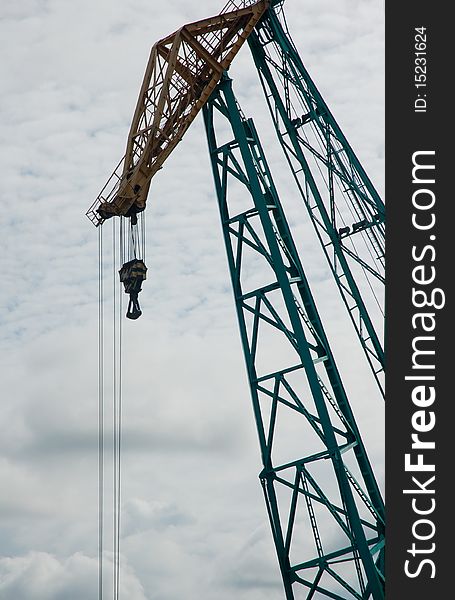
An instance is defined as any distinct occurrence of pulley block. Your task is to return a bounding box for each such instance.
[119,258,147,320]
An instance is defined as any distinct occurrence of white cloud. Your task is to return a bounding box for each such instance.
[0,552,146,600]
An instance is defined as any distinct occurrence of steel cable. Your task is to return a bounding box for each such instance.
[112,218,124,600]
[98,224,105,600]
[116,265,123,600]
[113,220,118,600]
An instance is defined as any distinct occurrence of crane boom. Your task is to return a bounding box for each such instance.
[86,0,269,226]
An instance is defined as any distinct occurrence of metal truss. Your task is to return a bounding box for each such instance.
[247,8,385,397]
[203,75,384,599]
[86,0,269,226]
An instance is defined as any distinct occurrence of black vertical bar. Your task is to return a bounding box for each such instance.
[387,1,451,597]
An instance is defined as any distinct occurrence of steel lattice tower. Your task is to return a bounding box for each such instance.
[203,72,384,599]
[248,6,385,398]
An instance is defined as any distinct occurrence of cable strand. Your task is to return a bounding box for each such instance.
[98,224,104,600]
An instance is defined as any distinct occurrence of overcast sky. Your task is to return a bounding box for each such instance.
[0,1,384,598]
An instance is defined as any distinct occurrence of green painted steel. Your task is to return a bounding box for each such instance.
[248,8,385,398]
[203,74,384,599]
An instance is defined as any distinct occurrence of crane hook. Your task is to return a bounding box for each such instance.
[119,258,147,320]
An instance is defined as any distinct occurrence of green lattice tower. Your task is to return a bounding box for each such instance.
[248,5,385,398]
[203,74,384,599]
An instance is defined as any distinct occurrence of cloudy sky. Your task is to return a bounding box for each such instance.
[0,0,384,598]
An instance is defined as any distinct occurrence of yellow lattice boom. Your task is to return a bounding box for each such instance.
[86,0,269,226]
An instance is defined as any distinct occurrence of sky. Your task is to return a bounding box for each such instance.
[0,1,384,598]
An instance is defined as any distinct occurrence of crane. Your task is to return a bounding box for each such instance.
[87,1,385,598]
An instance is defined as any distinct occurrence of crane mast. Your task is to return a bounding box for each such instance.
[88,1,385,597]
[204,75,384,599]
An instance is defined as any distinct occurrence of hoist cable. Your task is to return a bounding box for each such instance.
[141,211,146,261]
[99,218,125,600]
[112,219,118,600]
[114,218,126,600]
[98,224,105,600]
[131,221,137,259]
[116,276,123,600]
[120,217,124,276]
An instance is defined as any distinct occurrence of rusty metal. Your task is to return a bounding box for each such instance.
[86,0,269,226]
